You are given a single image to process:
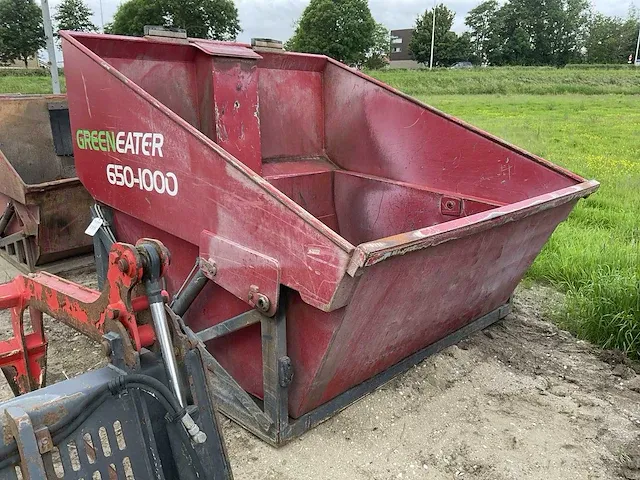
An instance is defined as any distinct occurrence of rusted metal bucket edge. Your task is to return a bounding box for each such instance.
[23,177,83,197]
[0,151,27,204]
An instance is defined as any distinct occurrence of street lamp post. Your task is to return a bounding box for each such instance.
[634,25,640,66]
[429,0,437,69]
[40,0,60,94]
[100,0,105,32]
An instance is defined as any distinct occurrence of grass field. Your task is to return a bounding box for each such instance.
[2,65,640,96]
[0,75,66,94]
[1,67,639,357]
[370,66,640,95]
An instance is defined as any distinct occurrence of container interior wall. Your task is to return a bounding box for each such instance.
[333,171,500,245]
[257,65,325,160]
[0,98,75,185]
[266,168,339,232]
[256,54,503,242]
[322,62,580,205]
[265,165,501,245]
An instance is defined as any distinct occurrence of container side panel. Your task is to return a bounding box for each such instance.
[0,97,68,187]
[259,68,324,160]
[100,56,201,129]
[0,192,38,236]
[113,211,345,406]
[63,39,352,310]
[36,184,93,261]
[0,153,26,204]
[285,293,345,417]
[112,211,266,397]
[297,202,575,415]
[323,63,577,204]
[333,171,496,245]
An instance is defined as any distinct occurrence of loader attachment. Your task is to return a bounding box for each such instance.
[0,240,231,479]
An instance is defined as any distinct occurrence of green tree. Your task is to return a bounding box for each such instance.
[285,0,376,66]
[409,4,472,66]
[465,0,498,64]
[553,0,590,65]
[585,10,640,63]
[54,0,97,34]
[363,22,389,69]
[485,0,589,66]
[106,0,240,40]
[104,0,164,36]
[0,0,45,67]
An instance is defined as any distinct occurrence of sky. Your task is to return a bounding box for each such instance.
[48,0,636,45]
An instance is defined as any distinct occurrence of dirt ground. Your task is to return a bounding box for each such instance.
[1,256,640,480]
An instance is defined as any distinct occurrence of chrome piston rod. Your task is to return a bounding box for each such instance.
[148,301,185,407]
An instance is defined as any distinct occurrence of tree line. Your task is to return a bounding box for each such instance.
[0,0,240,67]
[0,0,100,67]
[286,0,640,67]
[462,0,640,66]
[0,0,638,69]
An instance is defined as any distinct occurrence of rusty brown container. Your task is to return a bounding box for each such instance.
[0,95,93,271]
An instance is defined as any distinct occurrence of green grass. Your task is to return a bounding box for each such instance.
[369,66,640,95]
[408,93,639,357]
[0,75,66,94]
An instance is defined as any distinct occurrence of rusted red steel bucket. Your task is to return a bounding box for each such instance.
[60,31,598,444]
[0,95,93,271]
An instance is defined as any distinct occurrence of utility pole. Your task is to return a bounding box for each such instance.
[41,0,60,94]
[429,0,437,70]
[635,24,640,66]
[100,0,105,32]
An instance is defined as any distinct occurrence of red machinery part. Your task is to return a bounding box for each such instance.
[58,30,598,428]
[0,242,162,395]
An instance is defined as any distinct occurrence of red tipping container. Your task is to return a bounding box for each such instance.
[60,31,598,445]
